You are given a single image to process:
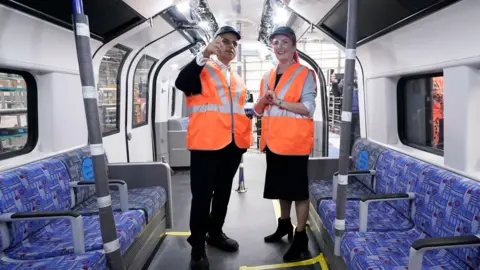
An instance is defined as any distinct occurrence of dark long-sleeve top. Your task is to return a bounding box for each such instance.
[174,57,205,96]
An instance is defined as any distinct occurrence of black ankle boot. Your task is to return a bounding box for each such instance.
[264,217,294,243]
[283,229,308,262]
[190,246,209,270]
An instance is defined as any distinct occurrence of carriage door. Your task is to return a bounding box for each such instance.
[126,54,158,162]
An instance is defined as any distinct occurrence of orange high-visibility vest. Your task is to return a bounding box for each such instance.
[259,63,314,155]
[186,60,252,150]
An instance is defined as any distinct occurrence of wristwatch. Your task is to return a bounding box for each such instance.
[277,99,283,107]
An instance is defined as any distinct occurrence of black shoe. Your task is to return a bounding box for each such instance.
[191,246,209,270]
[264,217,294,243]
[283,229,309,262]
[206,232,239,252]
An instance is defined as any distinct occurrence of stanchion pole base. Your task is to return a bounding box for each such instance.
[236,160,247,193]
[236,181,247,193]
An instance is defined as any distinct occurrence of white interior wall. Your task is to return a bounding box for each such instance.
[0,5,102,169]
[356,0,480,180]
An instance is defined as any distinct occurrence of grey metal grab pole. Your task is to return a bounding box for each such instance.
[334,0,359,257]
[71,1,126,269]
[236,21,247,193]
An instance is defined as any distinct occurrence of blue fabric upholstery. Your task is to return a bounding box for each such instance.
[308,179,373,210]
[341,229,470,269]
[0,251,106,270]
[318,200,415,240]
[5,210,145,260]
[57,147,166,223]
[0,158,72,246]
[308,139,387,210]
[55,148,96,205]
[341,165,480,269]
[349,138,388,190]
[74,186,167,223]
[318,149,431,240]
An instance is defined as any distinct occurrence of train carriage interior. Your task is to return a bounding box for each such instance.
[0,0,479,269]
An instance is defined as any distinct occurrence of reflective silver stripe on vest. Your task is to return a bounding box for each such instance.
[264,66,308,119]
[187,64,246,118]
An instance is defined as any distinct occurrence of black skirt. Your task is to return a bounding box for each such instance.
[263,147,310,201]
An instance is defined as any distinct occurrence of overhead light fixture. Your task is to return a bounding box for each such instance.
[177,1,190,14]
[198,21,209,30]
[273,7,289,25]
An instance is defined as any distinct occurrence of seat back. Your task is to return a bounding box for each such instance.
[350,138,388,190]
[55,147,110,206]
[414,167,480,269]
[0,158,72,246]
[373,150,431,218]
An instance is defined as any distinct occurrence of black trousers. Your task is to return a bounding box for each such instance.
[187,141,245,247]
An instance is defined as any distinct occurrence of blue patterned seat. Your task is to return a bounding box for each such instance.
[308,138,387,210]
[55,147,167,222]
[309,178,373,206]
[318,150,431,240]
[5,210,145,260]
[0,251,106,270]
[341,166,480,269]
[0,158,144,265]
[318,200,414,240]
[74,187,167,223]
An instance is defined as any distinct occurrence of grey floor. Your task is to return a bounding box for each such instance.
[147,153,324,270]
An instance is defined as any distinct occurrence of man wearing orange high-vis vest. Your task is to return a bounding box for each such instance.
[175,25,251,270]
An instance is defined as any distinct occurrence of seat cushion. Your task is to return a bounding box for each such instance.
[309,179,373,209]
[0,251,106,270]
[74,186,167,223]
[0,158,73,247]
[5,210,145,260]
[318,200,414,240]
[341,229,471,270]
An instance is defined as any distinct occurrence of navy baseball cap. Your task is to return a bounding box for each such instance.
[214,25,241,40]
[269,26,296,42]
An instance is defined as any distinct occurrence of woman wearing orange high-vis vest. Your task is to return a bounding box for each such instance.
[175,26,252,270]
[253,26,316,262]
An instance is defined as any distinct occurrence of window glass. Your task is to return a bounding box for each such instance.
[398,74,444,154]
[0,71,37,158]
[97,45,130,135]
[133,55,157,127]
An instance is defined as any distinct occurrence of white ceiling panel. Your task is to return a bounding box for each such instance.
[122,0,174,18]
[287,0,339,25]
[144,32,190,60]
[121,17,175,49]
[208,0,264,41]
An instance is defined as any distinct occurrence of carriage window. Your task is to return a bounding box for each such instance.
[398,73,444,155]
[132,55,157,127]
[0,70,37,159]
[97,45,131,136]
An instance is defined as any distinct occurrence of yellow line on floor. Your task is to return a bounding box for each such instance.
[164,231,191,236]
[239,253,328,270]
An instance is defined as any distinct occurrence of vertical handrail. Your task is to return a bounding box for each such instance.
[236,21,247,194]
[71,1,126,269]
[333,0,359,257]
